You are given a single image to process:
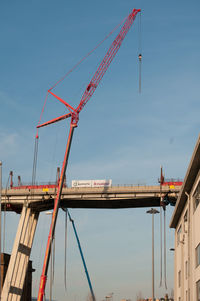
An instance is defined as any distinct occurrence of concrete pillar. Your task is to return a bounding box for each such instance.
[1,205,39,301]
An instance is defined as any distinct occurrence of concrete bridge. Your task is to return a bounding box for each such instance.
[1,184,180,213]
[0,184,181,301]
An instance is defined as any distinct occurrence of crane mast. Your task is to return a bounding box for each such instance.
[37,8,141,301]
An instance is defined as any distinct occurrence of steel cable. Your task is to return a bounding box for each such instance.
[32,136,39,188]
[159,205,163,287]
[49,14,129,92]
[138,12,142,93]
[64,209,68,290]
[3,173,11,253]
[164,209,167,289]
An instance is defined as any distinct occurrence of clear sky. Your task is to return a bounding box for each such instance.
[1,0,200,300]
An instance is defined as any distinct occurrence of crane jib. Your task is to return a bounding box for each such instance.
[76,8,141,115]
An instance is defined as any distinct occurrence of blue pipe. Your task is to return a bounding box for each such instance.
[67,210,96,301]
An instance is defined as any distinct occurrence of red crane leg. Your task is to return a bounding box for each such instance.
[37,122,76,301]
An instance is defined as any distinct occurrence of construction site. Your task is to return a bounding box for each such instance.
[0,1,200,301]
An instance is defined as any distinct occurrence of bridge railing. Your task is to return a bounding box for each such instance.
[7,181,183,190]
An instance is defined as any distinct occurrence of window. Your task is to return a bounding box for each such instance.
[177,225,182,246]
[184,210,188,233]
[197,280,200,301]
[185,260,188,279]
[196,244,200,267]
[178,270,181,287]
[195,197,200,210]
[184,210,188,222]
[194,182,200,211]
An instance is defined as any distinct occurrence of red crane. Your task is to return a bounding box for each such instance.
[37,8,141,301]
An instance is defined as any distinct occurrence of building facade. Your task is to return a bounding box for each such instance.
[170,135,200,301]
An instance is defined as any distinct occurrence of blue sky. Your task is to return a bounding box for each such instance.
[1,0,200,300]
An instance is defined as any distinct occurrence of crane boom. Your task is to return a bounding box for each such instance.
[76,8,140,114]
[40,8,140,127]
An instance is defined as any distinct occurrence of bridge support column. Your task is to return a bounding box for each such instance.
[1,205,39,301]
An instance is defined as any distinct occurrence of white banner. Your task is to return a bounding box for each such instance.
[72,180,92,188]
[72,179,112,188]
[91,179,112,187]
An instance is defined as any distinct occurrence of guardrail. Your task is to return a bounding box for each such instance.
[7,181,183,190]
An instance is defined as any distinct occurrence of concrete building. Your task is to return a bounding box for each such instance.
[170,135,200,301]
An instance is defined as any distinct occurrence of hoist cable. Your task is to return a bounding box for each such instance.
[164,209,167,289]
[49,14,129,92]
[64,209,68,290]
[48,180,58,300]
[138,12,142,93]
[36,92,49,133]
[159,180,163,288]
[35,14,128,145]
[50,241,53,301]
[49,236,55,301]
[138,12,142,53]
[139,56,142,93]
[3,173,11,253]
[32,213,47,293]
[51,187,57,286]
[32,136,39,187]
[53,234,55,283]
[159,205,163,287]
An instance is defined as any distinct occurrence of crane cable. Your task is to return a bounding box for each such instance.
[33,13,131,188]
[49,14,129,92]
[50,237,53,301]
[159,200,163,287]
[32,92,49,190]
[35,13,130,133]
[32,136,39,188]
[35,11,139,173]
[159,207,168,289]
[64,209,68,290]
[53,228,55,281]
[49,234,55,301]
[3,173,12,253]
[49,173,59,300]
[159,166,164,288]
[158,166,168,290]
[138,11,142,93]
[62,208,69,291]
[164,208,167,289]
[33,169,58,294]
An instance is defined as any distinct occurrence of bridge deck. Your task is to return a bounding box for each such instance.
[1,185,180,213]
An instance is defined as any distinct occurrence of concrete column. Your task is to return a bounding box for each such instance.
[1,205,39,301]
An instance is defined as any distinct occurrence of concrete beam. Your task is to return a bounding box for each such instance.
[1,186,180,212]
